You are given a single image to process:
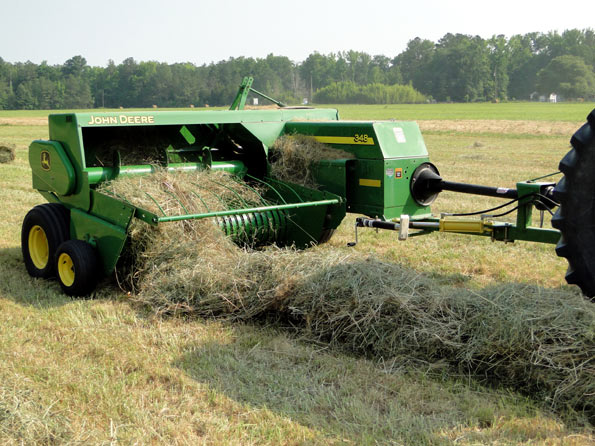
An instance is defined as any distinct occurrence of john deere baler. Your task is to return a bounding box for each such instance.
[21,77,595,302]
[22,81,435,295]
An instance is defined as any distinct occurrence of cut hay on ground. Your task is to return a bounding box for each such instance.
[270,134,354,188]
[417,119,582,136]
[0,144,16,163]
[103,169,595,421]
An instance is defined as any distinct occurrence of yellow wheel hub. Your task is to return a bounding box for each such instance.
[28,225,49,269]
[58,252,75,287]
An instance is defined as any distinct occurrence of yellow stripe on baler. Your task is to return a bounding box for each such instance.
[359,179,381,187]
[314,136,375,145]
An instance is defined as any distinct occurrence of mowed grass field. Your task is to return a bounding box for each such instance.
[1,102,594,445]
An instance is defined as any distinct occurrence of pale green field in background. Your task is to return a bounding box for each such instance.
[2,100,595,121]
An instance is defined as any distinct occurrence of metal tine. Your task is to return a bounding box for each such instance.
[190,181,233,210]
[162,189,190,215]
[245,174,288,204]
[190,186,226,228]
[143,191,167,216]
[190,190,211,212]
[230,176,270,206]
[267,177,305,203]
[208,177,250,208]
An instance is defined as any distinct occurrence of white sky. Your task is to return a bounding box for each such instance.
[2,0,594,67]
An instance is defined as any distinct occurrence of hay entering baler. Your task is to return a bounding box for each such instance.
[21,77,595,300]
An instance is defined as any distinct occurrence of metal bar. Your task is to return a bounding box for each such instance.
[229,76,253,110]
[356,217,559,245]
[157,199,339,223]
[190,182,231,210]
[357,218,439,230]
[248,87,287,108]
[86,161,246,185]
[440,180,518,199]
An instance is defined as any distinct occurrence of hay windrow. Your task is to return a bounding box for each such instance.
[269,134,354,188]
[101,168,594,421]
[0,144,16,163]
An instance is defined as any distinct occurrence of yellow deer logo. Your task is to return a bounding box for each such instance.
[40,151,51,171]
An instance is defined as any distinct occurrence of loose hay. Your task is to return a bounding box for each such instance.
[103,169,595,421]
[269,134,354,188]
[0,144,16,163]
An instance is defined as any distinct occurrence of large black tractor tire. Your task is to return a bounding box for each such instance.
[21,203,70,279]
[552,109,595,300]
[55,239,101,297]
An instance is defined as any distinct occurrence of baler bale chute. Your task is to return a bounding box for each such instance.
[20,76,595,301]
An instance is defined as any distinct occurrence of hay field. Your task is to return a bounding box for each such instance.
[0,104,594,445]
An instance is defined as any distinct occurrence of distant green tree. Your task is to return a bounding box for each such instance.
[62,75,93,108]
[62,55,88,77]
[314,81,425,104]
[299,52,335,96]
[429,34,491,101]
[31,77,62,109]
[0,81,10,109]
[393,38,435,93]
[487,35,510,100]
[15,82,37,109]
[537,55,595,99]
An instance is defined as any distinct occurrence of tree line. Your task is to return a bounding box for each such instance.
[1,29,594,110]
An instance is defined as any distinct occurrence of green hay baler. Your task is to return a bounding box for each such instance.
[21,77,595,300]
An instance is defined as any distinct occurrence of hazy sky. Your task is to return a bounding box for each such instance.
[2,0,594,67]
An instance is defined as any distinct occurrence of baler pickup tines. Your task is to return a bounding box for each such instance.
[100,173,342,248]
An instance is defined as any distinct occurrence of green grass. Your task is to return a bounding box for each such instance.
[330,102,595,121]
[0,107,593,445]
[1,101,595,121]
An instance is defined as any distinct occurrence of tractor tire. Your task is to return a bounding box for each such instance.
[552,109,595,300]
[22,203,70,279]
[55,240,100,297]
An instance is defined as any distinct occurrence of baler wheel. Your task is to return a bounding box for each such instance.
[552,109,595,300]
[318,228,335,244]
[21,203,70,279]
[55,240,100,296]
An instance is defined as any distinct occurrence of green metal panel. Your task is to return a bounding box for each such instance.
[29,140,76,196]
[286,120,432,220]
[70,208,128,275]
[284,120,428,160]
[264,181,345,247]
[64,108,339,129]
[89,191,136,229]
[47,114,90,210]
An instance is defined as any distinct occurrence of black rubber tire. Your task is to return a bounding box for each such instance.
[21,203,70,279]
[55,240,101,297]
[552,109,595,300]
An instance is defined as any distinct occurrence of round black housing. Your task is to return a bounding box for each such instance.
[410,163,442,206]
